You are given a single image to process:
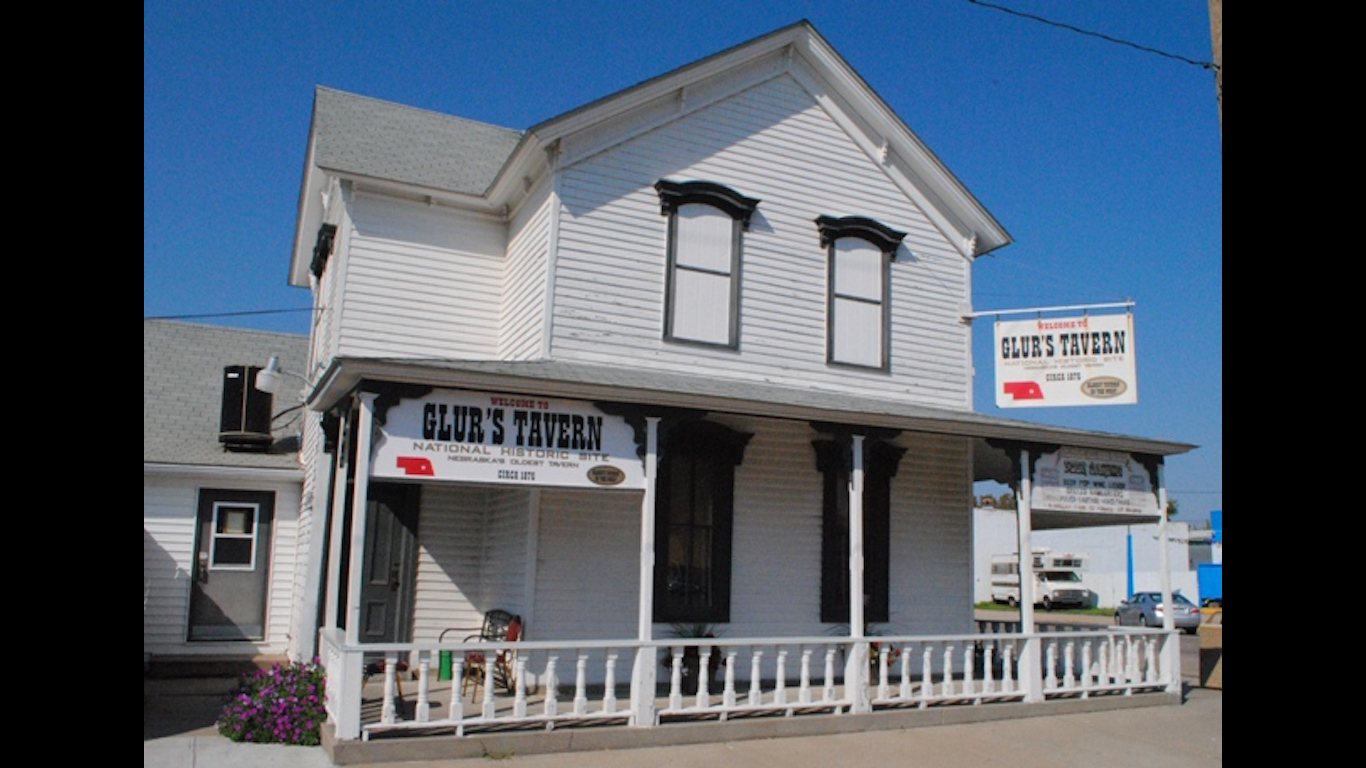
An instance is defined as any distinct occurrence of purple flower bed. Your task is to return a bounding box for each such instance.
[217,658,326,746]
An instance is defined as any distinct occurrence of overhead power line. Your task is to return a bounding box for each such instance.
[146,307,314,319]
[967,0,1219,71]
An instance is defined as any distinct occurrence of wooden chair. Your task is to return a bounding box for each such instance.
[459,610,522,700]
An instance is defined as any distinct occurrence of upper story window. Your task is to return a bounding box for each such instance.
[656,180,760,348]
[815,215,907,370]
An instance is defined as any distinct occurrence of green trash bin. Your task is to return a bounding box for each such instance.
[438,650,453,681]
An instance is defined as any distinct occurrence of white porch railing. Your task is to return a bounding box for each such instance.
[319,622,1177,742]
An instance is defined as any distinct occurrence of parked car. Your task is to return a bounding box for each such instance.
[1114,591,1201,634]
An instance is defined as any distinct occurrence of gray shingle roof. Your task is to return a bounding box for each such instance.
[143,320,310,469]
[311,87,523,196]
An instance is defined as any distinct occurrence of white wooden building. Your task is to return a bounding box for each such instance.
[142,320,312,671]
[276,22,1196,757]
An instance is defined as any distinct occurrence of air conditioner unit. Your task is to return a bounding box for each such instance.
[219,365,273,450]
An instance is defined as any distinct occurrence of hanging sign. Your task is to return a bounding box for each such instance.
[370,389,644,489]
[1030,448,1160,517]
[995,313,1137,408]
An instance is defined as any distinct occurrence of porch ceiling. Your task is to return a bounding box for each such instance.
[307,357,1196,466]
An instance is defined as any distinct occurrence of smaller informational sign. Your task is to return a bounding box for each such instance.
[371,389,644,490]
[995,313,1137,408]
[1030,448,1160,518]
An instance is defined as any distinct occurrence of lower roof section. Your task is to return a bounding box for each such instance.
[307,357,1195,464]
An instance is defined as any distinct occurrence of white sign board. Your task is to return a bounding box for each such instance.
[995,313,1137,408]
[1030,448,1160,518]
[371,390,644,489]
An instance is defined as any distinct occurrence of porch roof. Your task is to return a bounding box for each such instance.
[306,357,1196,468]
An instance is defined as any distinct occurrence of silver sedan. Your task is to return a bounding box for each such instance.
[1114,591,1201,634]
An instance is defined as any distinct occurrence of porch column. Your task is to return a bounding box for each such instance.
[322,427,350,631]
[1155,463,1180,693]
[344,392,377,646]
[845,434,871,713]
[629,415,660,727]
[1015,447,1042,703]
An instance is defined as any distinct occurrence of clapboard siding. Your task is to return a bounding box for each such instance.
[336,194,506,359]
[533,489,640,642]
[501,180,552,360]
[411,484,488,642]
[550,75,972,408]
[890,433,975,635]
[142,474,299,657]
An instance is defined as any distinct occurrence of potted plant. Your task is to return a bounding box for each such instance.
[663,622,723,695]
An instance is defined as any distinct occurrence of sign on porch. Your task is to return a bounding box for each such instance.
[1030,448,1160,517]
[995,313,1137,408]
[370,389,645,489]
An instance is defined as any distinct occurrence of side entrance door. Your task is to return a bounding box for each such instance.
[189,489,274,641]
[358,482,420,643]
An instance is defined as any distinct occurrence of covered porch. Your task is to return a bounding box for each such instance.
[303,360,1194,755]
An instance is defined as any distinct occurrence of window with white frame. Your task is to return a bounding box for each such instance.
[210,501,260,569]
[816,215,906,370]
[656,180,760,348]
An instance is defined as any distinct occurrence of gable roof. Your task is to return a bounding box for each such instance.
[143,320,310,471]
[291,21,1010,285]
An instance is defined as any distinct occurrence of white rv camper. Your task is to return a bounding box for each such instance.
[990,550,1090,609]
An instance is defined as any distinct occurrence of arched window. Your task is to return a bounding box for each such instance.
[656,180,760,348]
[816,215,906,370]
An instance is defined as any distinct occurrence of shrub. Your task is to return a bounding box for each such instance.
[217,658,326,746]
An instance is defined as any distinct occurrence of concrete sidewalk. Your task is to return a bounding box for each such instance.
[144,678,1220,768]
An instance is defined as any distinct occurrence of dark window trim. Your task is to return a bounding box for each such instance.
[653,419,752,624]
[816,215,905,371]
[656,181,759,350]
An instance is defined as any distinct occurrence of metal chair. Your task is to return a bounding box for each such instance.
[458,610,522,700]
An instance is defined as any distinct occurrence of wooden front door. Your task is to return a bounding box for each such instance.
[358,483,419,643]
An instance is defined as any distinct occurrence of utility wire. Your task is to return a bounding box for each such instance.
[145,308,313,321]
[967,1,1218,71]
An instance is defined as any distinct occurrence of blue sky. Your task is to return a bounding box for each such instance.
[144,2,1222,523]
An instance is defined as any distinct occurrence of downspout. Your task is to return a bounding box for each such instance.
[629,416,660,727]
[345,393,376,646]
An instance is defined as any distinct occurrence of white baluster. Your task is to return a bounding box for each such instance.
[774,648,788,706]
[982,643,995,695]
[1145,637,1159,684]
[513,654,528,717]
[482,653,497,719]
[696,646,712,709]
[449,658,464,722]
[1063,640,1075,689]
[543,654,559,719]
[920,644,934,706]
[1080,641,1092,696]
[1044,639,1057,690]
[963,645,975,699]
[899,644,912,700]
[668,648,684,710]
[876,645,890,700]
[1002,643,1015,694]
[799,648,812,704]
[723,649,737,708]
[382,651,399,724]
[603,650,618,713]
[941,645,953,697]
[415,651,431,721]
[749,650,763,706]
[574,652,588,715]
[823,648,837,702]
